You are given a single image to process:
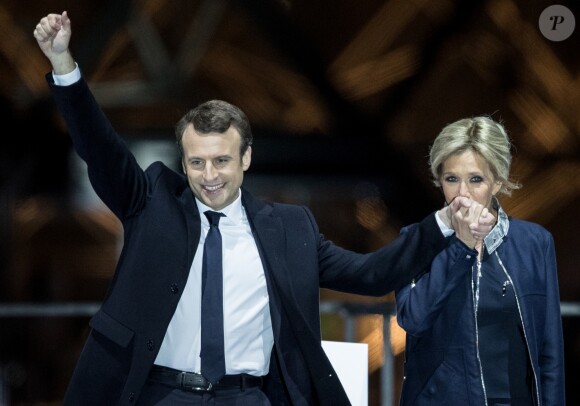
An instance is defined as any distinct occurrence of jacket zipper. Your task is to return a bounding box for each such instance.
[472,257,488,405]
[494,251,541,405]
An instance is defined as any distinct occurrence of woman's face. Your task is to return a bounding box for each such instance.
[440,149,502,210]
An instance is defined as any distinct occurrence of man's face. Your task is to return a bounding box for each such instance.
[181,124,251,211]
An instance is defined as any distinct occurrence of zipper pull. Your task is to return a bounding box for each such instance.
[502,280,511,296]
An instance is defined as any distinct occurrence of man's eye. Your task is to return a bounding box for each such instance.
[190,160,204,169]
[214,158,230,168]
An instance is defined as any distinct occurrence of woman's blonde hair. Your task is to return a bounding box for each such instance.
[429,116,521,196]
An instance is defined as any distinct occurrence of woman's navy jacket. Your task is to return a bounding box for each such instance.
[396,207,565,405]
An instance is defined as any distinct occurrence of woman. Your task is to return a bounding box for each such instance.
[395,116,565,405]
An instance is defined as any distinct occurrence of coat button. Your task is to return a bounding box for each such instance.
[147,339,155,351]
[170,284,179,294]
[128,392,135,401]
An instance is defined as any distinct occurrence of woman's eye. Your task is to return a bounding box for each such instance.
[444,176,458,183]
[470,176,483,183]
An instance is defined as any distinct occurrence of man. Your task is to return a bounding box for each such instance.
[34,11,494,405]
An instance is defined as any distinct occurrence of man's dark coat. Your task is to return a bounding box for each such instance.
[47,75,447,405]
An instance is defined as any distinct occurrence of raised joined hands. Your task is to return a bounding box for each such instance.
[437,196,495,253]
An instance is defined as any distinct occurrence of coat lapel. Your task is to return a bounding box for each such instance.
[241,189,350,405]
[241,189,290,338]
[178,185,202,269]
[241,188,289,286]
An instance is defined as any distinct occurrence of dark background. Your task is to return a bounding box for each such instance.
[0,0,578,404]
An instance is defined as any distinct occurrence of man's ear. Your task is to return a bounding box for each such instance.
[242,146,252,171]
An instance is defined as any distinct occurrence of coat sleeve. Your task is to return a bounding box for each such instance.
[317,211,451,296]
[539,232,566,405]
[395,236,477,336]
[47,74,148,220]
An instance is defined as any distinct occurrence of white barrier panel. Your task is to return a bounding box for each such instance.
[321,340,368,406]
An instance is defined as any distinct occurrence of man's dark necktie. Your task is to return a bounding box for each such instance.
[201,210,226,384]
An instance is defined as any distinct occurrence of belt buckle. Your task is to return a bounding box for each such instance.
[180,372,213,392]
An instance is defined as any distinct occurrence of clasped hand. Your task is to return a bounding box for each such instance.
[438,196,495,252]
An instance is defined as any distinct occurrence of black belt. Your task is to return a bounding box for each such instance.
[148,365,264,393]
